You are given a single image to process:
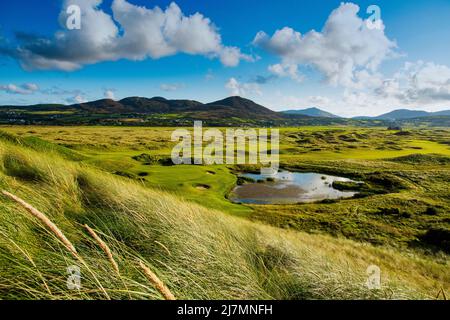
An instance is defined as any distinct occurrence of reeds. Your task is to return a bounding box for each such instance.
[1,190,78,259]
[84,224,120,275]
[139,260,176,300]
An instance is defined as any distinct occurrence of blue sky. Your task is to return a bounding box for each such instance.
[1,0,450,116]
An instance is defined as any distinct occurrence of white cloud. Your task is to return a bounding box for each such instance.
[66,94,87,104]
[253,3,397,87]
[271,93,330,109]
[396,61,450,103]
[218,46,256,67]
[355,61,450,106]
[324,61,450,116]
[307,95,330,106]
[225,78,262,97]
[0,83,39,94]
[104,89,116,100]
[268,63,303,82]
[252,3,449,115]
[10,0,253,71]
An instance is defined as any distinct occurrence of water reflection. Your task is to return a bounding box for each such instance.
[230,171,359,204]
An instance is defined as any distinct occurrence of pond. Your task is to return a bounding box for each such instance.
[230,171,361,205]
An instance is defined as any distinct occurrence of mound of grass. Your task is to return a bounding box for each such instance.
[2,152,45,182]
[363,172,408,192]
[0,130,86,161]
[332,181,365,191]
[387,154,450,165]
[0,130,21,144]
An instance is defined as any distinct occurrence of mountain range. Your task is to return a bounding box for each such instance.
[50,96,282,120]
[354,109,450,120]
[0,96,449,125]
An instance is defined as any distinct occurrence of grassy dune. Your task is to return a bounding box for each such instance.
[0,127,448,299]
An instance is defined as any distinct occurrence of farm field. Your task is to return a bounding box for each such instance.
[0,125,449,299]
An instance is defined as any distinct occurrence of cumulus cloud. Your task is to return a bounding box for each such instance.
[218,46,255,67]
[5,0,253,71]
[225,78,262,97]
[268,63,303,82]
[382,61,450,103]
[331,61,450,116]
[0,83,39,94]
[253,3,397,87]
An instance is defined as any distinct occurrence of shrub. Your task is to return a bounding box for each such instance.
[420,227,450,253]
[424,207,439,216]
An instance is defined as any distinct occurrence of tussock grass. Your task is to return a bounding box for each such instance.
[0,137,447,300]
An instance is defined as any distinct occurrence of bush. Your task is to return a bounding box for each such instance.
[377,207,400,215]
[420,227,450,253]
[332,181,364,191]
[132,153,173,166]
[424,207,439,216]
[236,176,256,185]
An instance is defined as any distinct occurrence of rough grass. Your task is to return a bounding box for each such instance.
[0,137,447,300]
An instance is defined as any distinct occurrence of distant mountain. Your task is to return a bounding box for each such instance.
[74,97,204,114]
[67,95,281,120]
[376,109,431,120]
[282,107,340,118]
[433,110,450,116]
[354,109,450,120]
[204,96,282,120]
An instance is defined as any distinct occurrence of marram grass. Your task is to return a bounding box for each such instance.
[2,190,79,259]
[0,136,447,300]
